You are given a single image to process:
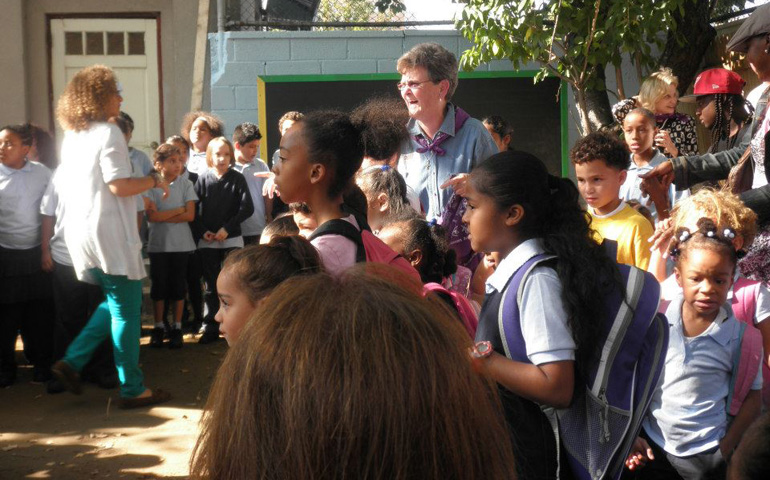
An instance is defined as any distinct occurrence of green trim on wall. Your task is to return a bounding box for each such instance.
[259,73,399,83]
[257,69,570,175]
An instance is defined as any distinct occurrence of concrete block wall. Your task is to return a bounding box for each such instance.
[208,29,640,167]
[208,30,520,136]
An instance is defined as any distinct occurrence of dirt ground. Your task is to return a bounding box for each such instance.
[0,326,225,479]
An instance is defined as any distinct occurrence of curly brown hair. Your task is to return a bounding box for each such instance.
[180,111,224,144]
[56,65,119,132]
[569,131,630,170]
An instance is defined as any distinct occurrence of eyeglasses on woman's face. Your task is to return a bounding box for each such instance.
[396,80,432,91]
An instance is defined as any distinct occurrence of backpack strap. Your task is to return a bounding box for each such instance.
[732,277,760,326]
[308,219,366,263]
[497,253,555,363]
[728,321,763,417]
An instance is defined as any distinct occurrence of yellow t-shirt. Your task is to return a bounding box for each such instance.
[590,203,654,270]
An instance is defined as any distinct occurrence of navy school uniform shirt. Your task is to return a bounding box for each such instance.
[193,168,254,244]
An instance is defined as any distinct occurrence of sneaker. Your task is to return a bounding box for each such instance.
[168,329,184,349]
[197,330,220,345]
[51,360,82,395]
[149,327,165,348]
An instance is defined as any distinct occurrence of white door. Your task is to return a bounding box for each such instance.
[50,18,161,158]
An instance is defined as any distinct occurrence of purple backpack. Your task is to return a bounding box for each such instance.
[500,253,668,480]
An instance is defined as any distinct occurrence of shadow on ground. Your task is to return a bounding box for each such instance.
[0,330,228,478]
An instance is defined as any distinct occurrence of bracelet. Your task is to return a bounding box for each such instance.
[471,341,494,359]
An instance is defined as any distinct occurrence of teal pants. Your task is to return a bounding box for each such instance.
[63,269,145,398]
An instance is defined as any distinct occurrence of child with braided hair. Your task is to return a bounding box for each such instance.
[626,218,762,479]
[680,68,753,154]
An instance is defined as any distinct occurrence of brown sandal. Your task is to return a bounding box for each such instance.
[119,388,172,409]
[51,360,83,395]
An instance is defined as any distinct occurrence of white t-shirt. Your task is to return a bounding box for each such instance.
[56,123,146,282]
[0,160,51,249]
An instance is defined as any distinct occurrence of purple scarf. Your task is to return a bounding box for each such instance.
[413,106,471,156]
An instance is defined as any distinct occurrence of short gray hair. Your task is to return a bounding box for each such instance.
[397,43,459,101]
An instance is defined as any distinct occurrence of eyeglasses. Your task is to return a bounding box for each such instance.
[396,80,432,91]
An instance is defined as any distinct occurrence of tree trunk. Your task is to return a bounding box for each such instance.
[658,0,716,95]
[572,66,615,135]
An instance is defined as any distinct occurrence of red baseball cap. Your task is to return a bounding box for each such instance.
[680,68,746,102]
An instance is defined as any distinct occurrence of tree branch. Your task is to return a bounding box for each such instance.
[580,0,602,83]
[548,0,564,62]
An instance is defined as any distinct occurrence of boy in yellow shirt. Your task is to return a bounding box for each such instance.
[571,132,654,269]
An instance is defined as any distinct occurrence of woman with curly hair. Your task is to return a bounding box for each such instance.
[180,111,224,176]
[190,267,516,479]
[51,65,172,409]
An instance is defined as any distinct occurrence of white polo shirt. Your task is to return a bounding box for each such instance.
[485,238,575,365]
[0,160,51,249]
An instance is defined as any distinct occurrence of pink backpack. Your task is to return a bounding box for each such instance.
[308,218,422,283]
[423,282,478,338]
[729,278,768,413]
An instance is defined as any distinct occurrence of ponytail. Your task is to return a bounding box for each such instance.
[471,151,620,371]
[222,236,323,303]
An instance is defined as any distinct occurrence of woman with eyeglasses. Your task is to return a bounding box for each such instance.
[395,43,498,221]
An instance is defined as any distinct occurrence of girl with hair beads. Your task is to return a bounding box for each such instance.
[194,137,254,344]
[650,189,770,409]
[191,268,516,479]
[626,219,762,479]
[355,165,414,233]
[214,235,322,345]
[181,111,224,176]
[0,124,54,387]
[144,144,197,349]
[464,150,620,479]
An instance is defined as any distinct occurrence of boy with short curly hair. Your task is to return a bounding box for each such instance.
[571,131,654,269]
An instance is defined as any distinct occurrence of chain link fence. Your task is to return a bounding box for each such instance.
[224,0,453,31]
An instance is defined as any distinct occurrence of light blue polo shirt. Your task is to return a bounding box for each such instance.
[234,159,269,236]
[397,103,497,220]
[644,297,762,456]
[143,177,198,253]
[620,151,689,223]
